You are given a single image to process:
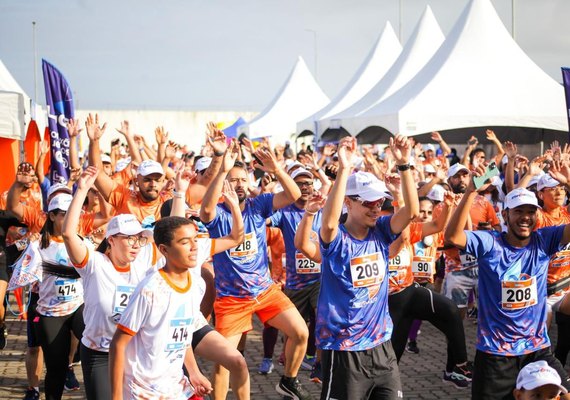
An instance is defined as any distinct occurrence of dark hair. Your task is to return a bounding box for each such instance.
[154,216,194,246]
[233,160,247,170]
[470,148,486,164]
[40,211,58,249]
[96,238,109,253]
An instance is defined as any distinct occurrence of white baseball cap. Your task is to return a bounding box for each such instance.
[105,214,153,239]
[504,187,540,210]
[537,175,561,191]
[290,168,313,180]
[427,184,445,202]
[48,193,73,212]
[136,160,164,177]
[516,361,567,394]
[424,164,436,174]
[424,144,436,153]
[346,171,393,201]
[101,154,112,164]
[286,160,304,173]
[115,159,130,172]
[194,157,212,172]
[47,183,72,199]
[447,163,470,179]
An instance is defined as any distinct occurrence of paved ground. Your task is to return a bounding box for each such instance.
[0,310,566,399]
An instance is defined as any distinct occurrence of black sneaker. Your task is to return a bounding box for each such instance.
[64,366,80,391]
[442,371,470,389]
[0,325,7,350]
[275,376,313,400]
[405,340,420,354]
[23,388,40,400]
[453,361,473,381]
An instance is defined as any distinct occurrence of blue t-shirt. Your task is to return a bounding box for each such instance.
[269,205,322,290]
[317,216,396,351]
[465,226,564,356]
[205,194,274,298]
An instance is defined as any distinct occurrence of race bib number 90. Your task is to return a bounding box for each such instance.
[501,278,537,310]
[229,232,258,258]
[295,253,321,274]
[350,253,385,288]
[412,256,434,279]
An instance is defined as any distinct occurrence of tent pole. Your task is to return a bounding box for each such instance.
[540,140,544,155]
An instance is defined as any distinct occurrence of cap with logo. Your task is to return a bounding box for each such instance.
[516,360,567,394]
[427,184,445,202]
[447,163,470,179]
[137,160,164,177]
[105,214,153,239]
[290,168,313,180]
[48,193,73,212]
[537,175,561,191]
[346,171,393,201]
[47,183,72,199]
[194,157,212,172]
[504,187,540,210]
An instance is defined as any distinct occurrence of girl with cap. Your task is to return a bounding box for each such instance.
[62,166,157,400]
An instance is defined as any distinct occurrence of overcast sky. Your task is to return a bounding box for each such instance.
[1,0,569,111]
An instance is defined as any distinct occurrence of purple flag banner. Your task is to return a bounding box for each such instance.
[562,67,570,137]
[42,59,74,183]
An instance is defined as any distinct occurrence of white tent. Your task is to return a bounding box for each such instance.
[237,56,329,145]
[296,22,401,137]
[0,59,28,140]
[328,6,444,137]
[344,0,567,143]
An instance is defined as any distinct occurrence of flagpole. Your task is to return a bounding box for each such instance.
[33,21,38,104]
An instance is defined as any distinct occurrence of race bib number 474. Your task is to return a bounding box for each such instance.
[350,253,385,288]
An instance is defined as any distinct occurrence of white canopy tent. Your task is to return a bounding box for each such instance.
[237,56,329,146]
[296,22,401,137]
[0,59,29,140]
[343,0,567,144]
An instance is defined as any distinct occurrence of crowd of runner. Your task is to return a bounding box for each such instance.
[0,115,569,400]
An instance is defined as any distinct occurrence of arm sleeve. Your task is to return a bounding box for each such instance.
[537,225,566,256]
[464,230,495,258]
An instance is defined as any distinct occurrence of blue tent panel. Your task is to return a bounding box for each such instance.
[223,117,247,138]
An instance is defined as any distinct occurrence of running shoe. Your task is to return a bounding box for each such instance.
[442,371,470,389]
[405,340,420,354]
[276,376,313,400]
[310,361,322,384]
[0,325,7,350]
[64,366,80,391]
[258,357,274,375]
[453,361,473,381]
[301,355,316,370]
[23,388,40,400]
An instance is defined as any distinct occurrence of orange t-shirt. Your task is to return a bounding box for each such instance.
[535,207,570,289]
[388,222,423,294]
[435,194,499,273]
[108,185,172,225]
[0,185,44,246]
[411,229,443,284]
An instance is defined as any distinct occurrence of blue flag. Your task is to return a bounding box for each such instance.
[42,59,74,183]
[562,67,570,138]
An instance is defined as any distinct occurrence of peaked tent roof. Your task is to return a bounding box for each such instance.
[346,0,566,143]
[237,56,329,145]
[296,22,401,136]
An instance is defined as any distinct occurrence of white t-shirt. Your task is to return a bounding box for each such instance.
[74,243,158,352]
[37,238,84,317]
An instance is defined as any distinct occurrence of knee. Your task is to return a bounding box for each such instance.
[225,352,248,374]
[291,324,309,344]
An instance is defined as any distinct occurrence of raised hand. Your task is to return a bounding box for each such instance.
[67,118,82,138]
[16,162,36,187]
[485,129,497,142]
[385,173,401,197]
[528,157,546,177]
[155,126,168,145]
[337,136,357,169]
[222,140,240,173]
[431,131,443,143]
[306,191,327,214]
[77,166,98,191]
[443,191,457,207]
[504,141,517,160]
[548,160,570,185]
[165,145,176,160]
[467,135,478,148]
[85,113,107,141]
[252,147,280,173]
[206,122,228,156]
[322,143,336,157]
[222,179,239,208]
[116,120,132,138]
[40,140,50,156]
[467,164,492,193]
[389,134,412,165]
[174,168,196,193]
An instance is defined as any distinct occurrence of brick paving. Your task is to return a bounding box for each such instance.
[0,310,565,399]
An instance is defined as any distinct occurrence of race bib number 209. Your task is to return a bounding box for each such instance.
[350,253,385,288]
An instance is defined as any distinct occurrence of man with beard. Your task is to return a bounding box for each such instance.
[437,163,500,319]
[200,141,312,400]
[445,182,570,399]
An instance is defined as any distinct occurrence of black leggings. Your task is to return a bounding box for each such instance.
[80,343,110,400]
[555,311,570,366]
[388,284,467,372]
[35,305,85,400]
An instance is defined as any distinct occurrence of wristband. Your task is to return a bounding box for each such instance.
[305,210,317,216]
[213,150,225,157]
[391,200,399,208]
[396,163,410,172]
[172,190,185,199]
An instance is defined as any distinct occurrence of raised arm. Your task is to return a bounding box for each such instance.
[321,136,356,244]
[461,136,478,166]
[421,191,457,237]
[253,148,301,210]
[7,162,36,220]
[389,135,420,235]
[86,114,115,201]
[504,141,517,193]
[62,166,98,265]
[35,140,49,184]
[67,118,82,171]
[171,168,196,218]
[116,121,142,164]
[294,192,326,262]
[486,129,505,165]
[211,180,245,252]
[431,131,451,156]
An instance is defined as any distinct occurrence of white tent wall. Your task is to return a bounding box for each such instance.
[0,91,26,140]
[345,0,566,144]
[238,56,329,146]
[296,22,401,136]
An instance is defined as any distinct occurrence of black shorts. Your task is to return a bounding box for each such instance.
[27,291,40,348]
[320,340,403,400]
[472,347,570,400]
[191,323,214,350]
[283,281,320,320]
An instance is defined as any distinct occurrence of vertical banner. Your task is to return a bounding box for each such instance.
[42,59,74,183]
[562,67,570,141]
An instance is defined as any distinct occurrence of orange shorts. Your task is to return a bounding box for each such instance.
[214,284,294,337]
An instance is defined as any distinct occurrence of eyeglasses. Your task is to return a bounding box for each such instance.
[349,196,385,209]
[114,234,148,246]
[296,181,314,188]
[543,185,567,193]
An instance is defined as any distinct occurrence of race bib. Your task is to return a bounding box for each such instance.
[166,317,193,351]
[295,252,321,274]
[412,256,434,279]
[350,253,385,288]
[113,285,135,315]
[459,252,478,268]
[229,232,258,258]
[501,278,537,310]
[388,248,411,271]
[55,279,80,301]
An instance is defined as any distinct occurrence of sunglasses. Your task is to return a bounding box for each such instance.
[349,196,385,209]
